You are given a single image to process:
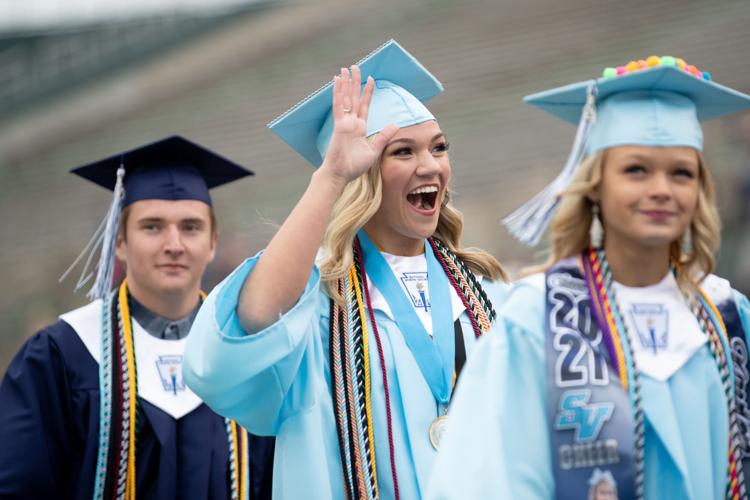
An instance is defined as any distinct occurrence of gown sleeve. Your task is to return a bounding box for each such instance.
[426,280,555,500]
[0,325,79,498]
[183,253,328,436]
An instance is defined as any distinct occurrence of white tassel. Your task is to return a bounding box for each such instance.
[60,165,126,300]
[502,82,599,246]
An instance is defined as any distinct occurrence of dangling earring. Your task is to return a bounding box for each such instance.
[590,203,603,249]
[441,190,450,208]
[681,226,693,256]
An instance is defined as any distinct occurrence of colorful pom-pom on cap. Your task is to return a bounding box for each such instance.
[525,57,750,150]
[599,55,711,81]
[647,55,661,67]
[661,56,676,67]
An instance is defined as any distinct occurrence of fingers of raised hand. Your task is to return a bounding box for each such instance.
[358,75,374,121]
[332,66,371,127]
[340,67,353,114]
[350,65,362,114]
[332,74,343,120]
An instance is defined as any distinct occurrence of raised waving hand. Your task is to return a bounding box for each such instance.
[321,66,399,183]
[237,65,396,332]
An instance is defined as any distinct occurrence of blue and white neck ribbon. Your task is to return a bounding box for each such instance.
[357,230,455,405]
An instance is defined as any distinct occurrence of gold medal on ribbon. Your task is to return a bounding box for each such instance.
[429,415,448,450]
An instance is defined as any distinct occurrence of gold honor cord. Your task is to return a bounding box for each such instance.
[118,280,138,500]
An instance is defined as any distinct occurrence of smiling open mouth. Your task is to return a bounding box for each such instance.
[406,186,438,210]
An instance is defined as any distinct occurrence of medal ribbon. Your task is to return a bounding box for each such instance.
[357,230,454,405]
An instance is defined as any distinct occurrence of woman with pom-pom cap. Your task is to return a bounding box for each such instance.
[427,57,750,500]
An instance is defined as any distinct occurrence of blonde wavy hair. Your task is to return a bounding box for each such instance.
[319,152,508,300]
[527,149,721,290]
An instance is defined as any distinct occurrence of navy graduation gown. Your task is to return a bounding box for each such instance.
[0,320,274,499]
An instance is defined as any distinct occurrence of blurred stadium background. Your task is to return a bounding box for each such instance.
[2,0,749,373]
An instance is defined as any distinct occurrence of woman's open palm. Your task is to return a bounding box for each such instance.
[321,65,399,183]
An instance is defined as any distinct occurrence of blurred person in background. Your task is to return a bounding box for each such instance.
[0,136,274,499]
[182,40,509,499]
[428,56,750,499]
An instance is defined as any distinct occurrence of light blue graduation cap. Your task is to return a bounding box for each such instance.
[268,39,444,167]
[503,57,750,246]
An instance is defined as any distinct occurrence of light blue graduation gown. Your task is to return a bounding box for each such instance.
[427,274,750,500]
[183,253,508,500]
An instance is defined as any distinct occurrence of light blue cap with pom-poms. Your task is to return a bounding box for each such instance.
[503,58,750,247]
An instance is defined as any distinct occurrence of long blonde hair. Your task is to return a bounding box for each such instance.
[526,149,721,290]
[319,153,508,300]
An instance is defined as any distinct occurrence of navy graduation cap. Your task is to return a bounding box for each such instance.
[62,135,253,300]
[71,135,253,206]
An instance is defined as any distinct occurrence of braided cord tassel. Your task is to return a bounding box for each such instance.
[354,239,401,500]
[584,250,627,386]
[330,283,356,499]
[117,280,138,500]
[115,292,131,500]
[433,239,496,324]
[92,293,115,500]
[226,419,240,500]
[431,239,494,328]
[591,250,645,499]
[428,239,493,336]
[350,261,379,497]
[240,426,250,500]
[341,271,367,499]
[345,268,377,499]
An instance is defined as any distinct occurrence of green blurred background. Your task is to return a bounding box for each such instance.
[2,0,749,374]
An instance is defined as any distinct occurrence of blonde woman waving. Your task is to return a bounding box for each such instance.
[184,40,508,500]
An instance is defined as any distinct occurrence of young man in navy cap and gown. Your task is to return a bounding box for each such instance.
[0,136,274,499]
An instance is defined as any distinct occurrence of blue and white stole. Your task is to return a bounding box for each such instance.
[545,257,636,499]
[545,256,750,499]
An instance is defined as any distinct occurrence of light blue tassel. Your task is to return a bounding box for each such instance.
[502,82,598,246]
[60,165,126,300]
